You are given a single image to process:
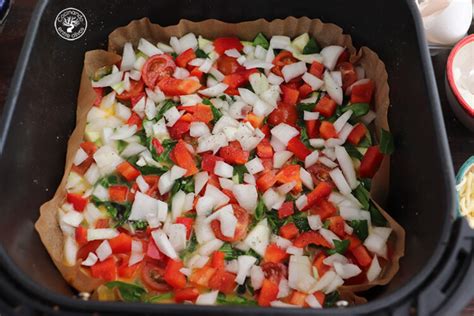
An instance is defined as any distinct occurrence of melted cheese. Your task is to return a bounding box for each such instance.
[457,168,474,227]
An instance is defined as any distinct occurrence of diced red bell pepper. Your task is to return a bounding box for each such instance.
[95,218,109,228]
[351,80,375,104]
[306,119,320,139]
[117,161,140,181]
[308,199,337,220]
[276,164,302,193]
[246,112,265,129]
[127,112,143,130]
[189,266,216,288]
[313,252,330,277]
[289,291,307,307]
[191,104,213,124]
[90,257,117,281]
[168,120,191,140]
[257,138,273,159]
[293,231,332,249]
[109,185,128,203]
[75,226,88,246]
[336,49,350,66]
[310,61,325,79]
[315,95,337,118]
[338,62,358,90]
[299,83,313,99]
[211,251,226,269]
[314,291,326,306]
[260,124,270,138]
[346,235,362,251]
[93,87,104,106]
[158,77,201,96]
[258,279,279,307]
[327,216,346,238]
[223,69,257,90]
[66,193,88,212]
[351,245,372,267]
[146,239,163,260]
[208,269,237,294]
[171,140,198,176]
[164,259,187,289]
[319,121,338,140]
[261,158,273,173]
[281,85,300,106]
[347,123,367,145]
[256,170,277,192]
[152,138,164,155]
[80,141,97,157]
[201,154,224,174]
[108,233,132,254]
[176,217,194,239]
[306,182,333,209]
[287,136,312,160]
[218,141,249,165]
[278,201,294,219]
[190,67,204,80]
[359,146,384,178]
[117,255,140,279]
[213,37,243,55]
[279,223,299,240]
[264,243,289,263]
[174,287,200,303]
[175,48,196,68]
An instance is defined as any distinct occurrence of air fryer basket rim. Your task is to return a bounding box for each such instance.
[0,0,457,313]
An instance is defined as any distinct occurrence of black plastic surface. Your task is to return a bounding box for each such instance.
[0,0,463,314]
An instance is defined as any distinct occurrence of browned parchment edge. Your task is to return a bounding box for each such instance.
[35,17,404,302]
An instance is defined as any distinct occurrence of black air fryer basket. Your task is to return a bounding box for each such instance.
[1,0,473,315]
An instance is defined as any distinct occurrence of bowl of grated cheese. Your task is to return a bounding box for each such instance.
[456,156,474,227]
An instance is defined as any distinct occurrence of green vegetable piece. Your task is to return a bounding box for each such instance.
[156,100,177,121]
[147,292,173,303]
[253,33,270,50]
[255,197,267,221]
[348,220,369,241]
[343,103,369,117]
[326,239,350,255]
[369,202,388,227]
[130,220,148,230]
[291,211,311,232]
[344,144,363,160]
[303,37,321,54]
[233,165,248,184]
[324,291,340,307]
[379,129,395,155]
[217,293,258,305]
[195,48,209,59]
[105,281,147,302]
[171,176,195,196]
[353,184,370,210]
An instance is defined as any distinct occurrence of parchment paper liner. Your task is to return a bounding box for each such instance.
[35,17,405,303]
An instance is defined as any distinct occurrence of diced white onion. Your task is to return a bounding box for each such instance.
[304,111,320,121]
[138,38,163,57]
[81,252,98,266]
[96,240,112,261]
[236,255,257,285]
[319,228,341,248]
[335,146,359,190]
[334,262,362,279]
[271,123,299,146]
[245,157,264,174]
[320,45,344,70]
[152,229,178,259]
[214,161,234,178]
[250,265,265,290]
[64,236,78,266]
[329,168,352,195]
[295,195,308,210]
[367,255,382,282]
[120,42,136,71]
[267,73,284,85]
[324,71,343,105]
[333,110,353,133]
[198,239,224,256]
[87,228,119,241]
[302,72,324,90]
[305,150,319,168]
[308,215,323,230]
[282,61,307,82]
[232,184,258,213]
[196,290,219,305]
[73,148,89,166]
[300,168,314,190]
[199,83,228,97]
[194,171,209,194]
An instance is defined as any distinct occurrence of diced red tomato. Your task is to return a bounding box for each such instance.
[109,185,128,203]
[168,120,191,140]
[313,252,330,277]
[351,80,375,104]
[287,136,312,160]
[75,226,87,246]
[211,204,249,242]
[359,146,384,178]
[338,62,358,90]
[281,85,300,106]
[117,254,140,279]
[171,140,198,176]
[258,279,279,307]
[208,269,237,294]
[216,55,243,75]
[315,95,337,118]
[314,291,326,305]
[347,123,367,145]
[191,104,213,123]
[306,182,333,209]
[293,231,332,248]
[175,48,196,68]
[210,251,225,269]
[93,87,104,106]
[336,49,350,66]
[164,260,187,289]
[256,170,277,192]
[90,257,117,281]
[189,266,216,288]
[279,223,299,240]
[95,218,109,229]
[117,79,145,101]
[307,163,335,188]
[146,239,163,260]
[223,69,258,90]
[256,138,273,158]
[77,240,102,260]
[272,51,297,77]
[267,102,298,126]
[108,233,132,254]
[276,164,302,193]
[80,141,97,156]
[327,216,346,238]
[141,54,176,88]
[116,161,140,181]
[176,217,194,239]
[246,112,265,129]
[309,61,325,79]
[278,201,294,219]
[201,154,224,174]
[127,112,143,130]
[351,245,372,267]
[218,141,249,165]
[306,119,320,138]
[299,83,313,99]
[152,138,164,155]
[308,199,337,220]
[346,235,362,251]
[214,37,243,55]
[141,261,171,292]
[264,243,289,263]
[158,77,201,96]
[66,193,88,212]
[319,121,338,139]
[174,287,199,303]
[190,67,204,80]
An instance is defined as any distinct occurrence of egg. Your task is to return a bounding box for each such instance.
[418,0,473,45]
